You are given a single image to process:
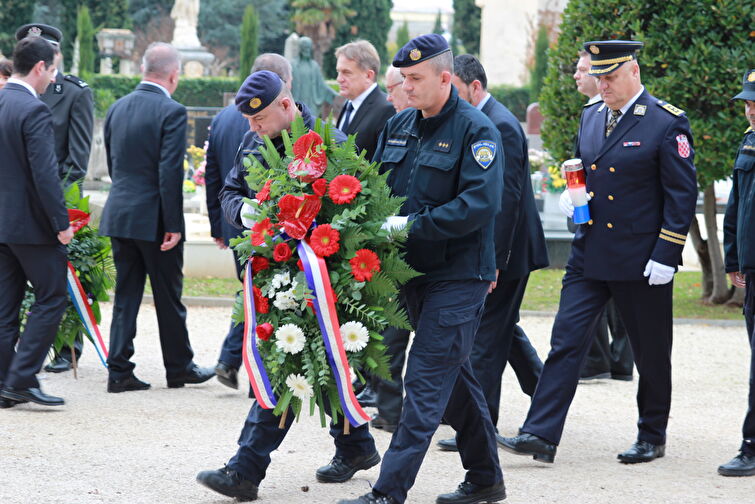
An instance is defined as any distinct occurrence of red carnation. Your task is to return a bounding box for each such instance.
[252,286,269,314]
[309,224,340,257]
[251,256,270,273]
[251,218,273,246]
[288,130,327,182]
[328,174,362,205]
[273,242,293,262]
[256,180,273,203]
[312,178,327,197]
[256,323,274,341]
[349,249,381,282]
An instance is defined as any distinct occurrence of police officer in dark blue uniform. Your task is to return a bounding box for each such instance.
[501,40,698,465]
[720,68,755,477]
[196,71,380,502]
[338,34,506,504]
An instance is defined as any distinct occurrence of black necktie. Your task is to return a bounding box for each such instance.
[605,109,622,137]
[341,101,354,131]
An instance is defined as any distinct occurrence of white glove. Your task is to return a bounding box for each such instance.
[240,199,260,228]
[558,189,592,218]
[381,215,408,231]
[643,259,675,285]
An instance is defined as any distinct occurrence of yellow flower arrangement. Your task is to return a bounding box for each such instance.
[545,164,566,193]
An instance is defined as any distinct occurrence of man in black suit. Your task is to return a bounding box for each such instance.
[0,37,74,408]
[435,54,550,451]
[335,40,395,161]
[14,24,95,374]
[99,42,214,393]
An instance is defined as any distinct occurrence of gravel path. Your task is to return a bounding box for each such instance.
[1,304,751,504]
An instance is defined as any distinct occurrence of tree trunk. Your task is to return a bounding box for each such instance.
[727,286,745,307]
[688,216,712,299]
[703,184,732,304]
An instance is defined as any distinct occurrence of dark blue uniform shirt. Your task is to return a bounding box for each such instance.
[724,127,755,274]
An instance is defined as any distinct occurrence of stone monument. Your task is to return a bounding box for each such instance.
[96,29,136,75]
[170,0,214,77]
[290,36,336,118]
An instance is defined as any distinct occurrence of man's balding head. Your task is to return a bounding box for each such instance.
[142,42,181,93]
[251,53,293,89]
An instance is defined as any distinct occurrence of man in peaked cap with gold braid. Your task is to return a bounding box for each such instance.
[720,68,755,477]
[501,40,698,465]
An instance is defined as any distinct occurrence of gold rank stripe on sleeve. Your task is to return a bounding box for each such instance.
[659,228,687,245]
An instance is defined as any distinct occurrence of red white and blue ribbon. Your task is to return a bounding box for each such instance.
[65,261,108,367]
[242,260,278,409]
[297,240,371,427]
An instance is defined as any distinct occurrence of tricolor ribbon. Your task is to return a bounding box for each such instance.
[241,239,370,427]
[66,262,109,367]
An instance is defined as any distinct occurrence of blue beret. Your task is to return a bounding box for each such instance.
[732,69,755,102]
[236,70,284,115]
[15,23,62,46]
[584,40,644,75]
[393,34,450,68]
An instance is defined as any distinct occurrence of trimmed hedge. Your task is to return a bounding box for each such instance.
[90,75,239,117]
[488,85,530,122]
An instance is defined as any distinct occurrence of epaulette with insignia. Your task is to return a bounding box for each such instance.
[656,100,684,116]
[65,74,88,88]
[746,126,753,134]
[584,99,603,108]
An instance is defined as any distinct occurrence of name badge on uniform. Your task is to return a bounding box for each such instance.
[471,140,496,169]
[387,137,407,147]
[623,141,641,147]
[54,83,63,94]
[633,104,646,116]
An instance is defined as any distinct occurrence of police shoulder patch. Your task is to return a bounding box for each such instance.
[65,74,88,88]
[657,100,684,116]
[471,140,496,169]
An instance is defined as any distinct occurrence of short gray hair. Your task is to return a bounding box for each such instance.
[385,65,402,86]
[427,50,454,75]
[142,42,181,79]
[335,40,380,80]
[251,53,293,83]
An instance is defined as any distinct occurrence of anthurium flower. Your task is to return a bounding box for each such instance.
[328,174,362,205]
[251,218,274,246]
[288,130,327,182]
[309,224,340,257]
[67,209,91,233]
[277,194,322,240]
[256,179,273,202]
[349,249,381,281]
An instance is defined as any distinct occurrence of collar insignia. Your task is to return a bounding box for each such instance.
[633,104,646,116]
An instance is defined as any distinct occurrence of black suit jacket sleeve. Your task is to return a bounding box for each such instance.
[159,106,188,234]
[27,105,69,232]
[494,118,525,269]
[62,86,94,184]
[204,116,224,238]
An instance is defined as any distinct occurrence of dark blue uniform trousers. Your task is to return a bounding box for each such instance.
[742,274,755,456]
[218,253,245,370]
[471,274,542,427]
[0,243,68,389]
[373,279,503,504]
[227,397,376,485]
[375,324,410,424]
[522,268,673,447]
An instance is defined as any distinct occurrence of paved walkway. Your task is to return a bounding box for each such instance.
[1,304,752,503]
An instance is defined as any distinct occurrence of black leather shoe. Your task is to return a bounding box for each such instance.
[107,375,151,393]
[436,480,507,504]
[215,361,239,390]
[718,451,755,476]
[44,356,72,373]
[0,387,64,406]
[437,437,459,452]
[337,492,399,504]
[356,385,377,408]
[0,397,18,408]
[498,432,556,463]
[167,364,215,388]
[196,465,258,501]
[617,441,665,463]
[371,414,397,433]
[611,373,633,381]
[316,451,381,483]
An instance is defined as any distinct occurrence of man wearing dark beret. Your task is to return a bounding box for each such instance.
[15,23,95,374]
[339,33,506,504]
[196,70,381,502]
[501,40,698,465]
[720,68,755,477]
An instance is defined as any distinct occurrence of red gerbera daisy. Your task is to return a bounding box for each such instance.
[273,242,293,262]
[256,323,274,341]
[252,286,269,314]
[309,224,340,257]
[251,218,273,246]
[251,256,269,273]
[256,179,273,202]
[349,249,381,281]
[312,178,327,197]
[328,174,362,205]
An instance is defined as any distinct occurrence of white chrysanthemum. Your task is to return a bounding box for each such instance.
[340,321,369,352]
[271,272,291,291]
[275,323,305,354]
[273,290,298,311]
[286,373,314,400]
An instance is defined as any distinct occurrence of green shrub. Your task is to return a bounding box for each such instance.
[488,85,531,122]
